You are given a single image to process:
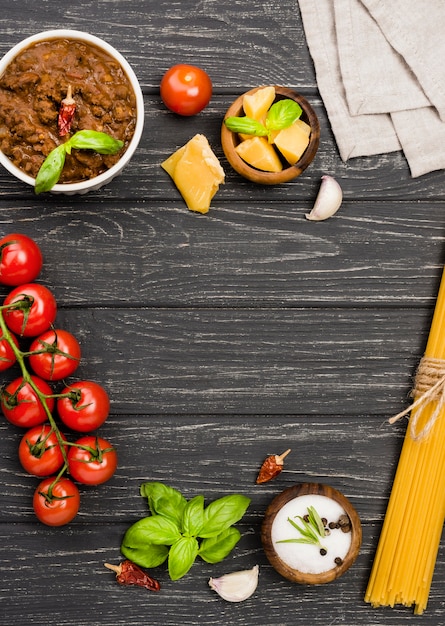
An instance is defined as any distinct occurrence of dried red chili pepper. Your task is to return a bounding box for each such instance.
[58,85,76,137]
[104,560,161,591]
[256,448,291,484]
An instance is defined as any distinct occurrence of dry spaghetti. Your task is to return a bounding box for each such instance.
[365,267,445,615]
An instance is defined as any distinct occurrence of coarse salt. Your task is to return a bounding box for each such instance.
[271,494,352,574]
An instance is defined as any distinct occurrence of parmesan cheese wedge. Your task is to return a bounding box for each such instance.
[161,134,225,214]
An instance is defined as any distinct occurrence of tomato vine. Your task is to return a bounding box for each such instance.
[0,234,117,526]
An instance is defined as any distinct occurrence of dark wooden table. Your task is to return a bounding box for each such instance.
[1,1,445,624]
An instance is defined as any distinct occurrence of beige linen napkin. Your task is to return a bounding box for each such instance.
[298,0,445,177]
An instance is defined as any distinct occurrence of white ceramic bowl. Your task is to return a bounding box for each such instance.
[0,30,144,195]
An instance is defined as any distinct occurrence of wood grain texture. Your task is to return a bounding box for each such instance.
[1,0,445,624]
[0,200,443,306]
[0,307,428,415]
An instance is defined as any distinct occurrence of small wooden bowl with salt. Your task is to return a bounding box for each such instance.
[261,483,362,585]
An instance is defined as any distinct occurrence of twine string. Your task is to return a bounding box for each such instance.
[389,356,445,441]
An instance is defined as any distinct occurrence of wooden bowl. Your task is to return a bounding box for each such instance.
[221,86,320,185]
[261,483,362,585]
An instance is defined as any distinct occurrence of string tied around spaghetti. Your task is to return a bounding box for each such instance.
[389,356,445,441]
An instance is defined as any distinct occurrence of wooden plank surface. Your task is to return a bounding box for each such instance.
[1,0,445,624]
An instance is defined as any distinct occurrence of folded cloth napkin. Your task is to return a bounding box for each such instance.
[298,0,445,177]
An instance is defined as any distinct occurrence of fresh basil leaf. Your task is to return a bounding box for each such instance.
[120,541,169,568]
[199,494,250,538]
[140,482,187,528]
[182,495,204,537]
[198,527,241,563]
[168,536,199,580]
[224,116,268,137]
[121,514,181,546]
[68,130,124,154]
[265,99,302,131]
[34,143,67,194]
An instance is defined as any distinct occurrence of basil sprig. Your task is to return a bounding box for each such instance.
[224,98,303,141]
[121,482,250,580]
[34,130,124,194]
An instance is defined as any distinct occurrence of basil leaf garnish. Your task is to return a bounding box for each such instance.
[224,98,303,143]
[200,494,251,538]
[120,541,169,569]
[141,481,187,528]
[265,99,302,131]
[168,537,199,581]
[198,527,241,563]
[34,129,124,194]
[34,144,67,194]
[120,483,250,580]
[224,116,268,136]
[121,514,181,546]
[68,130,124,154]
[182,495,205,537]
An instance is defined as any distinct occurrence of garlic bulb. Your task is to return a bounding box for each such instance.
[305,175,342,221]
[208,565,259,602]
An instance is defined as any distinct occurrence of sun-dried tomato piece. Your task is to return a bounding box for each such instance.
[104,560,161,591]
[256,449,291,484]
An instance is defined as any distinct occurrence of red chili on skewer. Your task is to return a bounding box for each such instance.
[104,560,161,591]
[256,449,291,484]
[58,85,76,137]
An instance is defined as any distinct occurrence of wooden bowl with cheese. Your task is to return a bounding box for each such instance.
[221,86,319,185]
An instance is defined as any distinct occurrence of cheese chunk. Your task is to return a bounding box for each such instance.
[161,134,225,214]
[273,121,311,165]
[235,136,283,173]
[294,118,311,136]
[243,86,276,121]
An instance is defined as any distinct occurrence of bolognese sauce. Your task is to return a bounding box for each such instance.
[0,38,136,183]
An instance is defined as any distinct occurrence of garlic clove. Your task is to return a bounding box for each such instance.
[305,175,342,221]
[208,564,259,602]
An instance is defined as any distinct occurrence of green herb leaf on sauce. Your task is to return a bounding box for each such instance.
[68,130,124,154]
[34,144,67,195]
[34,130,124,194]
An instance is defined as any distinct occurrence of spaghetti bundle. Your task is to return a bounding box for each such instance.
[365,267,445,615]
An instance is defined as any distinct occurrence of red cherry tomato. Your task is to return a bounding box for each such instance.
[29,329,81,381]
[57,381,110,432]
[0,233,43,286]
[3,283,57,337]
[68,435,117,485]
[18,424,66,476]
[1,375,55,428]
[33,476,80,526]
[0,329,19,371]
[160,64,212,116]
